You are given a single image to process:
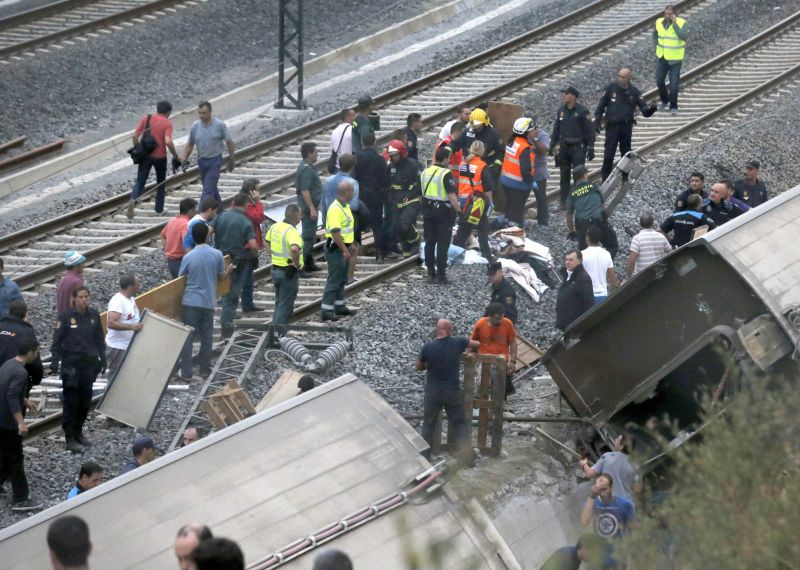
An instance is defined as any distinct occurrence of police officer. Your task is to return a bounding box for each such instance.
[448,108,505,181]
[550,87,595,207]
[321,181,357,322]
[421,147,461,284]
[487,262,518,325]
[674,171,706,211]
[594,68,657,181]
[733,161,768,207]
[50,285,106,453]
[0,298,43,413]
[265,204,304,327]
[660,193,716,247]
[702,180,749,226]
[500,117,537,229]
[566,165,618,256]
[387,140,423,257]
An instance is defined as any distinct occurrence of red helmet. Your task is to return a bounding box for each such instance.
[387,139,408,158]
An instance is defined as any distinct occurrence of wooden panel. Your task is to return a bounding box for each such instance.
[100,256,231,332]
[516,335,544,369]
[256,370,305,412]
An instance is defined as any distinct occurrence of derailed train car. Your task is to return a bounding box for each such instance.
[542,184,800,464]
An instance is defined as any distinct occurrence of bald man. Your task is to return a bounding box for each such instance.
[594,67,657,181]
[183,427,200,447]
[415,320,480,462]
[174,523,213,570]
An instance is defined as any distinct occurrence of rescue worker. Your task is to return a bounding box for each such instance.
[674,172,706,211]
[420,147,461,284]
[594,68,657,182]
[434,121,465,186]
[566,166,618,256]
[550,87,595,207]
[500,117,537,228]
[654,4,688,113]
[453,141,494,260]
[321,181,357,322]
[265,204,304,328]
[50,285,106,454]
[702,180,749,226]
[660,193,716,247]
[448,108,505,182]
[487,262,518,325]
[387,140,422,257]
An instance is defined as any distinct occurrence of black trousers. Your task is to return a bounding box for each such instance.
[421,386,468,457]
[61,359,98,438]
[504,186,531,227]
[602,122,633,182]
[0,428,29,502]
[453,206,491,259]
[558,143,586,205]
[422,204,455,276]
[362,190,389,255]
[576,217,619,257]
[534,179,549,225]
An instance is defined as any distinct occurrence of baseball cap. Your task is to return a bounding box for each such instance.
[745,160,760,169]
[64,250,86,267]
[357,95,374,107]
[562,86,580,97]
[132,436,155,455]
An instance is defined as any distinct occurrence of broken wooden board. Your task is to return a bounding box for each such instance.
[691,225,709,240]
[516,334,544,370]
[256,370,305,412]
[100,256,231,332]
[202,380,256,429]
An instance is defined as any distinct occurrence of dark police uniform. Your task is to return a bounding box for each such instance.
[490,278,518,325]
[448,125,505,177]
[567,180,618,256]
[388,156,423,254]
[594,82,655,181]
[702,198,748,226]
[551,104,595,205]
[733,178,768,208]
[401,127,419,161]
[50,307,106,443]
[354,147,391,257]
[350,112,374,155]
[420,165,457,281]
[0,316,43,401]
[674,188,707,211]
[660,209,716,247]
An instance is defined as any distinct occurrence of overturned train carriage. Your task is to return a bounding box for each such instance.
[543,184,800,461]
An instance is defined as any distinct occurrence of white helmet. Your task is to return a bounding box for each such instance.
[512,117,534,136]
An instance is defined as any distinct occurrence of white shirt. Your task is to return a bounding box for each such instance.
[438,119,457,141]
[581,246,614,296]
[105,292,140,349]
[330,123,352,166]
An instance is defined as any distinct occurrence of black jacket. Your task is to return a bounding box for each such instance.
[449,125,505,168]
[489,278,518,325]
[354,148,389,198]
[555,264,595,331]
[0,316,43,396]
[388,156,422,201]
[551,103,595,147]
[51,307,106,367]
[595,82,653,124]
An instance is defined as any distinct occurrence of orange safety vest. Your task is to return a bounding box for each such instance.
[458,155,486,199]
[501,136,535,183]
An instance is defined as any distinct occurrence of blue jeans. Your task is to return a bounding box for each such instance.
[198,155,223,204]
[167,257,182,279]
[131,155,168,212]
[240,261,256,311]
[272,266,299,325]
[656,58,682,109]
[181,305,214,376]
[221,263,248,329]
[594,295,607,304]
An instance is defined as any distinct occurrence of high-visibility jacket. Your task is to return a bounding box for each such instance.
[325,199,354,244]
[435,136,462,183]
[655,17,686,61]
[420,165,450,201]
[501,137,535,186]
[458,156,486,199]
[266,221,303,268]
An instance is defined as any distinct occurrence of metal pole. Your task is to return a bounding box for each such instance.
[277,0,286,108]
[276,0,305,110]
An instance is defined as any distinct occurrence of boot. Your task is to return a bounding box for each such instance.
[334,306,357,317]
[321,311,340,322]
[76,432,91,447]
[65,436,85,454]
[436,273,449,285]
[304,255,321,272]
[427,269,437,283]
[220,326,234,342]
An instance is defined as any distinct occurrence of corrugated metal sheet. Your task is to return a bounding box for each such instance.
[0,375,516,569]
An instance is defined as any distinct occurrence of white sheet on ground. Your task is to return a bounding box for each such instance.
[498,258,548,302]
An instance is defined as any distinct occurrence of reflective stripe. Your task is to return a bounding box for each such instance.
[268,221,303,267]
[420,165,449,201]
[458,156,485,197]
[500,137,534,183]
[655,18,685,60]
[324,200,354,243]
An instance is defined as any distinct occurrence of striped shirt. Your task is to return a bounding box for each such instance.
[630,228,672,274]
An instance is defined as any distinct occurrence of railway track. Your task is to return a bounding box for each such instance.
[0,0,202,62]
[14,3,800,439]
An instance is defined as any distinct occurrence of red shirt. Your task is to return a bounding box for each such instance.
[470,317,516,359]
[135,113,173,159]
[245,201,265,248]
[161,215,190,259]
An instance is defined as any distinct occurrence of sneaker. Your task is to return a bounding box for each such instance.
[174,373,194,384]
[125,200,136,220]
[670,107,678,115]
[155,209,169,216]
[657,102,669,111]
[11,498,43,512]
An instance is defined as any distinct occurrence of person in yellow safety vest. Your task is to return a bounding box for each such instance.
[434,121,465,188]
[265,204,304,327]
[321,180,358,322]
[387,139,423,258]
[421,147,462,284]
[654,4,687,114]
[453,141,495,260]
[501,117,538,229]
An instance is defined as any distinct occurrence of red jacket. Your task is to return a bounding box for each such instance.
[244,201,265,249]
